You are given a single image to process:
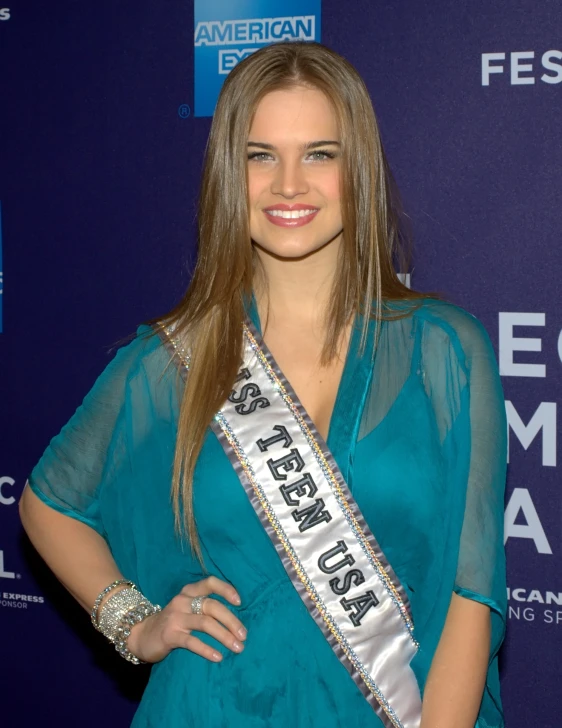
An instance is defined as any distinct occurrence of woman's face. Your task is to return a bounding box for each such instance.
[247,85,343,260]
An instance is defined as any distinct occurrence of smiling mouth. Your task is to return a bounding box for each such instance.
[266,208,319,219]
[262,208,320,228]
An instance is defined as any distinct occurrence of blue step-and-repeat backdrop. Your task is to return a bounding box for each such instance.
[1,1,560,725]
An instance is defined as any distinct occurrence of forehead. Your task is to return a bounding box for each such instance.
[249,86,338,141]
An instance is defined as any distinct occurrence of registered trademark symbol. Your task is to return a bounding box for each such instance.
[16,573,21,579]
[178,104,191,119]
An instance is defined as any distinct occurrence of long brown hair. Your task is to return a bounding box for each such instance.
[157,41,426,561]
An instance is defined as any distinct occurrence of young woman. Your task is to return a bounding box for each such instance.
[19,42,507,728]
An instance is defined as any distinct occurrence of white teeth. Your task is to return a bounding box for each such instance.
[266,209,317,218]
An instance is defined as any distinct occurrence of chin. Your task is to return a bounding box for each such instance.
[253,233,342,261]
[254,241,328,261]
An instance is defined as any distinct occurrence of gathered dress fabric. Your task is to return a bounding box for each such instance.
[29,299,507,728]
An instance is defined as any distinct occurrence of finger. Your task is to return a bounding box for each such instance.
[182,577,241,606]
[172,594,247,641]
[182,634,223,662]
[203,597,247,641]
[174,592,248,640]
[190,613,245,654]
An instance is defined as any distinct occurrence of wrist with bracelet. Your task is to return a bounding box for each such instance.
[91,579,161,664]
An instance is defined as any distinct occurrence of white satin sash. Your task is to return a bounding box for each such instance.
[158,320,422,728]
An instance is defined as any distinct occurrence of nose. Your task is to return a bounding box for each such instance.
[270,159,309,198]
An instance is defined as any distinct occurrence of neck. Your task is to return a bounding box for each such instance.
[253,237,342,333]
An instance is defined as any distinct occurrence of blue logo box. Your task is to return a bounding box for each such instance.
[194,0,322,118]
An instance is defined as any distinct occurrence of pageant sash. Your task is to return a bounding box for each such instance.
[157,320,422,728]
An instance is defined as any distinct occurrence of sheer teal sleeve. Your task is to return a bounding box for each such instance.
[422,304,507,727]
[417,304,507,619]
[450,309,508,728]
[424,306,507,603]
[447,311,507,627]
[27,328,155,537]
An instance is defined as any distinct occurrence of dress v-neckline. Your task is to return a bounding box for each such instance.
[247,297,375,485]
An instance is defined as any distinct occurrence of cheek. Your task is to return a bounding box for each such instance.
[320,170,341,206]
[247,170,267,206]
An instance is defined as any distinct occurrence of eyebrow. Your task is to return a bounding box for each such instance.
[247,140,341,151]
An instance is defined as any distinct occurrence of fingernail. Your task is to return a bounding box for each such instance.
[232,594,241,605]
[232,641,243,652]
[238,627,247,640]
[212,651,222,661]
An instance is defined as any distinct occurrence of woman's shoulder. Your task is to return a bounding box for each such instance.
[409,298,497,367]
[93,324,176,397]
[411,298,487,332]
[382,298,496,369]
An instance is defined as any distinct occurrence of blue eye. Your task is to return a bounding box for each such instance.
[307,150,336,161]
[247,152,273,161]
[247,150,338,162]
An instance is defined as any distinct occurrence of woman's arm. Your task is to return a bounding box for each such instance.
[420,592,490,728]
[19,484,123,612]
[19,484,248,663]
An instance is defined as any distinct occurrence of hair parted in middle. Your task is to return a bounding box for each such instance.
[156,41,428,560]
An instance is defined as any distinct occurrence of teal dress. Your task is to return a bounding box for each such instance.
[29,300,507,727]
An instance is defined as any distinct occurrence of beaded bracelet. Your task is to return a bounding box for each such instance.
[98,587,148,642]
[92,581,162,664]
[113,601,163,665]
[90,579,136,630]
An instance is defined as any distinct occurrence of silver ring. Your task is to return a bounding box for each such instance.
[190,596,206,615]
